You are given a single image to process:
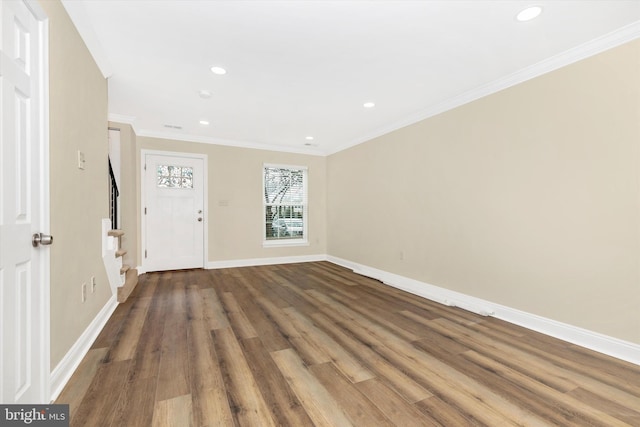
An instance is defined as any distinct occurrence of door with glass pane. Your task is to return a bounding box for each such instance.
[143,152,206,271]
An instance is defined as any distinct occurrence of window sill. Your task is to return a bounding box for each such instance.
[263,239,310,248]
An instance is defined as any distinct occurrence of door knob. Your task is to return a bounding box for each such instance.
[197,218,203,222]
[32,233,53,247]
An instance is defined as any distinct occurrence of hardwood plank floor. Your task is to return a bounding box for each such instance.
[56,262,640,426]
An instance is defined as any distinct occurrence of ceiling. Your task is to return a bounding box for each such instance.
[62,1,640,156]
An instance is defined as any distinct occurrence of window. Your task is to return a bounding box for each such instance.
[157,164,193,189]
[264,165,308,245]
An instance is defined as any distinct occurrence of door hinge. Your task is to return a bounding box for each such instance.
[144,163,147,171]
[144,207,147,215]
[145,250,147,258]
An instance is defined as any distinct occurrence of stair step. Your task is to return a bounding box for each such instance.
[117,268,138,303]
[115,249,127,258]
[120,265,131,275]
[108,229,125,237]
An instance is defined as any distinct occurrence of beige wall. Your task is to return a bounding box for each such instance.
[327,40,640,344]
[41,0,111,368]
[42,0,638,369]
[135,137,327,265]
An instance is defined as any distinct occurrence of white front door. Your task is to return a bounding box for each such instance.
[143,152,206,272]
[0,0,50,404]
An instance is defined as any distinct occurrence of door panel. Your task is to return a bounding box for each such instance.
[144,153,205,271]
[0,0,49,404]
[15,262,31,397]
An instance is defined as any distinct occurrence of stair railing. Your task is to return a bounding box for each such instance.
[108,157,119,229]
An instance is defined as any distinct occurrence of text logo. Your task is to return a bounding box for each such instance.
[1,405,69,426]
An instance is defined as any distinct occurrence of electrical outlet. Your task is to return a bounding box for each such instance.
[81,283,87,302]
[91,276,96,293]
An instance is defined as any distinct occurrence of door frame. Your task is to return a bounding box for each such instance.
[33,0,51,403]
[140,149,208,273]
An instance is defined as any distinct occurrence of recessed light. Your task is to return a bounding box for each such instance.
[516,6,542,22]
[198,89,212,99]
[305,136,314,140]
[199,120,210,125]
[210,66,227,75]
[363,102,375,108]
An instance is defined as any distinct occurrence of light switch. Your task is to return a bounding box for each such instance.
[77,150,85,170]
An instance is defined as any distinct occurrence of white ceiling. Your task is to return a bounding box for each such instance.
[62,1,640,156]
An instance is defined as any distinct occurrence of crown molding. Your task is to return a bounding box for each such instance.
[109,21,639,158]
[328,21,640,156]
[107,113,327,156]
[61,0,114,78]
[135,129,327,156]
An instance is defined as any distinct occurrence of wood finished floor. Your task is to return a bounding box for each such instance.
[56,262,640,426]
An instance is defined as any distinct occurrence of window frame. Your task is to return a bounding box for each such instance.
[262,163,309,247]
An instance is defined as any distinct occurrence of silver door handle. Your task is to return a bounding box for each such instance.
[32,233,53,247]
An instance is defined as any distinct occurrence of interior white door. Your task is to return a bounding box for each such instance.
[144,153,205,271]
[0,0,50,404]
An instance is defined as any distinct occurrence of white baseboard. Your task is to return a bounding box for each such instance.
[327,256,640,366]
[207,254,327,269]
[49,295,119,401]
